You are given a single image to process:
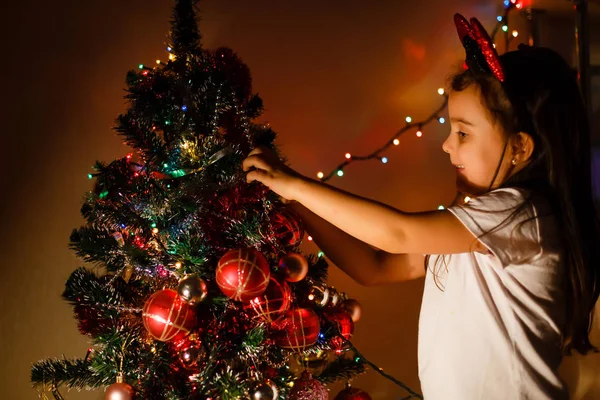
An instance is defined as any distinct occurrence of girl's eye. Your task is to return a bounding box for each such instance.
[457,131,467,139]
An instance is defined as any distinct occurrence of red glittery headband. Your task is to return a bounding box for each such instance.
[454,13,505,82]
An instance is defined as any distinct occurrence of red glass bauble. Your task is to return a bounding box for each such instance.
[334,386,373,400]
[278,252,309,282]
[216,248,271,302]
[272,308,320,350]
[271,209,304,248]
[289,371,328,400]
[323,307,354,350]
[244,277,291,323]
[142,289,196,341]
[177,339,206,370]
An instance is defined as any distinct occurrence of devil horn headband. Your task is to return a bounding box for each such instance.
[454,13,505,82]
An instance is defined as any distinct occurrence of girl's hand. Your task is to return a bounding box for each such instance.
[242,146,304,202]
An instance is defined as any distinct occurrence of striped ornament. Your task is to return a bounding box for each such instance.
[142,289,196,342]
[323,307,354,350]
[272,308,320,350]
[271,209,304,248]
[216,248,271,302]
[244,277,291,323]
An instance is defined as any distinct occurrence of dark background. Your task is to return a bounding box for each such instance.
[1,1,599,398]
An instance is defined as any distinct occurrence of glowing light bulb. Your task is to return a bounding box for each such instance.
[169,53,176,61]
[156,59,161,64]
[337,170,344,177]
[439,117,446,124]
[497,16,503,22]
[151,222,157,228]
[345,153,351,159]
[512,30,518,37]
[464,196,471,203]
[405,116,412,123]
[307,236,313,241]
[416,130,423,137]
[152,228,159,234]
[166,46,172,52]
[175,262,182,269]
[381,157,388,164]
[502,25,508,32]
[438,205,445,210]
[516,2,522,9]
[182,105,187,111]
[504,0,510,6]
[393,139,400,145]
[318,251,324,257]
[138,64,144,69]
[317,172,324,179]
[437,88,445,95]
[87,173,93,179]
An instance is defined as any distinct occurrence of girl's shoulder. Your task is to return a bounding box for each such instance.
[464,186,552,219]
[449,186,559,266]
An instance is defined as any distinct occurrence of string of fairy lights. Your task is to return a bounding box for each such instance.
[316,0,525,186]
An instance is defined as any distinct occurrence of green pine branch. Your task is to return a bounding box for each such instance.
[316,355,367,384]
[31,358,102,389]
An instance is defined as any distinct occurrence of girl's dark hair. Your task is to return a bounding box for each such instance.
[431,46,600,355]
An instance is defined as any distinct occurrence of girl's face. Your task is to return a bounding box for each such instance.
[443,85,515,196]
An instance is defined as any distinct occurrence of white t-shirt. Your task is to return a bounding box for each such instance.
[418,187,569,399]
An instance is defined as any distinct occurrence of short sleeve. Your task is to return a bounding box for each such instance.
[448,188,542,266]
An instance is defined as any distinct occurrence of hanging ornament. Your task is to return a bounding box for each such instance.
[248,379,279,400]
[289,349,329,376]
[278,252,309,282]
[142,289,196,341]
[244,277,291,323]
[177,274,208,304]
[112,232,125,247]
[323,307,354,351]
[271,209,304,248]
[216,248,271,302]
[122,263,134,283]
[289,370,328,400]
[176,338,206,370]
[341,298,362,322]
[272,308,320,350]
[328,287,341,307]
[105,373,134,400]
[334,385,372,400]
[307,282,330,307]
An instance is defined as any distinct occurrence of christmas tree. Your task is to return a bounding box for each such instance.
[30,1,367,398]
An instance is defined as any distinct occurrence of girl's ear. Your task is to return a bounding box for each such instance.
[512,131,535,163]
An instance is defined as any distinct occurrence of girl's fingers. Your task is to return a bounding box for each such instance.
[242,154,272,172]
[246,168,269,184]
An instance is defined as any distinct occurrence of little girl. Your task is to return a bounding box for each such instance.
[243,14,600,399]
